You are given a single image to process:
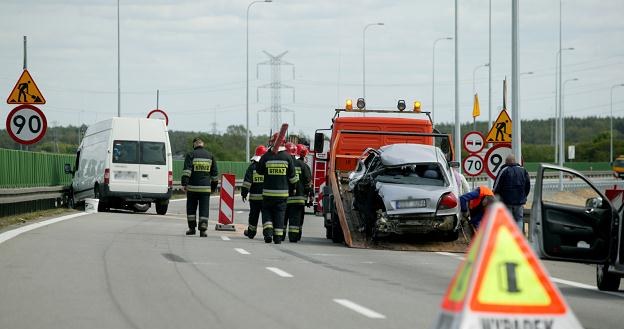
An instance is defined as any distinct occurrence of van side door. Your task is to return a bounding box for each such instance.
[530,164,617,264]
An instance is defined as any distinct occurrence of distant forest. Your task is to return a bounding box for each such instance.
[0,117,622,162]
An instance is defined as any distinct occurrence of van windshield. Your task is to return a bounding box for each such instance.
[112,140,166,165]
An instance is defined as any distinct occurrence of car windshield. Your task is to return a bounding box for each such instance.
[375,163,447,186]
[614,159,624,167]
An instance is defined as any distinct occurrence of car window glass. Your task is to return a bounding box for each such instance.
[141,142,166,165]
[376,163,447,186]
[113,140,139,164]
[541,168,602,208]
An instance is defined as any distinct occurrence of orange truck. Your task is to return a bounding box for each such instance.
[313,100,459,248]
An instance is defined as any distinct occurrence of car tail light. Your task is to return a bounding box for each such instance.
[104,168,110,185]
[437,192,458,210]
[168,171,173,188]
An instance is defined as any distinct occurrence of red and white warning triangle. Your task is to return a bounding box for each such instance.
[432,203,584,329]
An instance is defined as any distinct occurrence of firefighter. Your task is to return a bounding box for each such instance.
[459,185,496,229]
[242,145,268,239]
[256,133,298,244]
[181,137,219,237]
[285,143,312,242]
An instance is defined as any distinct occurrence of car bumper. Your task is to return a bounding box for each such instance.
[102,185,172,202]
[377,213,457,234]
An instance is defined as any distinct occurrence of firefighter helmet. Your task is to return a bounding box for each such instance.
[297,144,309,158]
[251,145,268,161]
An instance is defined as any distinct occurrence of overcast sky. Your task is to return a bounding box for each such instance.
[1,0,623,137]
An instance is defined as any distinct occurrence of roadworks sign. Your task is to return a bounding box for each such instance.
[432,203,584,329]
[6,69,46,105]
[485,110,511,143]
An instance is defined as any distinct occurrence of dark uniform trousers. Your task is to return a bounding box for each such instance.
[186,191,211,231]
[248,200,263,230]
[261,197,287,239]
[286,203,305,241]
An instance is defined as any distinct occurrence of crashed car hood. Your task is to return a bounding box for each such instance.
[377,182,457,215]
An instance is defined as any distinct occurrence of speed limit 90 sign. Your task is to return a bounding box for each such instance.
[484,144,513,180]
[5,104,47,145]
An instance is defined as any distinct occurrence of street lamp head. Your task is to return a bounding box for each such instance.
[445,37,453,40]
[484,63,490,67]
[377,22,384,25]
[264,0,272,2]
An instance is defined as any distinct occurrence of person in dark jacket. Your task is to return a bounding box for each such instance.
[493,154,530,232]
[256,133,299,244]
[242,145,267,239]
[284,143,312,242]
[181,137,219,237]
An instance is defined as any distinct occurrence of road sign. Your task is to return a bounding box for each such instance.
[462,131,485,154]
[484,144,513,180]
[147,109,169,126]
[6,70,46,105]
[216,173,236,231]
[485,109,512,143]
[462,154,484,177]
[5,104,47,145]
[432,203,583,329]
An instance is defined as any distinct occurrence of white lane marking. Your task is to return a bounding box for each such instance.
[236,211,245,214]
[171,195,220,202]
[436,251,624,298]
[221,236,231,241]
[435,252,465,260]
[552,277,624,299]
[333,299,386,319]
[235,248,250,255]
[0,212,88,245]
[266,267,293,278]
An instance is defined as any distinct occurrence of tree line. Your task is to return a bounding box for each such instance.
[0,117,621,162]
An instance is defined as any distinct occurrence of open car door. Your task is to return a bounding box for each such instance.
[530,164,617,264]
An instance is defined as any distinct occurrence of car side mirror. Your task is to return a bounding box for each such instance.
[314,132,325,153]
[449,161,460,169]
[64,163,73,175]
[585,197,603,209]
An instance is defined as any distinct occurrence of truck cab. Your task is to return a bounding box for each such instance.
[530,163,624,291]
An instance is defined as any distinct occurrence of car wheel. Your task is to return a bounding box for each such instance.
[133,202,151,213]
[331,209,344,243]
[596,263,621,291]
[442,230,459,242]
[155,202,168,215]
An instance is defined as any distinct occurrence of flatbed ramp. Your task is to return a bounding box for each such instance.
[338,182,469,252]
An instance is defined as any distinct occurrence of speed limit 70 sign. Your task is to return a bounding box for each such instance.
[484,144,513,180]
[5,104,47,145]
[462,154,484,177]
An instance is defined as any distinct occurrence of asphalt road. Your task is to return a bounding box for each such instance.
[0,195,623,329]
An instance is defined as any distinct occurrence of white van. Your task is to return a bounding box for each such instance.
[65,117,173,214]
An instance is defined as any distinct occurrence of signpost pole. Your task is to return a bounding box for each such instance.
[23,36,27,70]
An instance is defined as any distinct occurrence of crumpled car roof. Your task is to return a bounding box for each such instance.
[378,143,446,166]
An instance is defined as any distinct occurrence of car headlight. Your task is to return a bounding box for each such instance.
[395,199,427,209]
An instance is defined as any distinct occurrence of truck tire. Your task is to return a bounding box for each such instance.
[155,202,168,215]
[442,230,459,242]
[67,189,75,209]
[331,210,344,243]
[325,226,333,239]
[597,263,621,291]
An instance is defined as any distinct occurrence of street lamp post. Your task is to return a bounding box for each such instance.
[362,22,384,102]
[610,84,624,163]
[553,47,574,162]
[246,0,272,162]
[559,77,578,191]
[432,37,452,123]
[472,63,489,94]
[519,71,533,113]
